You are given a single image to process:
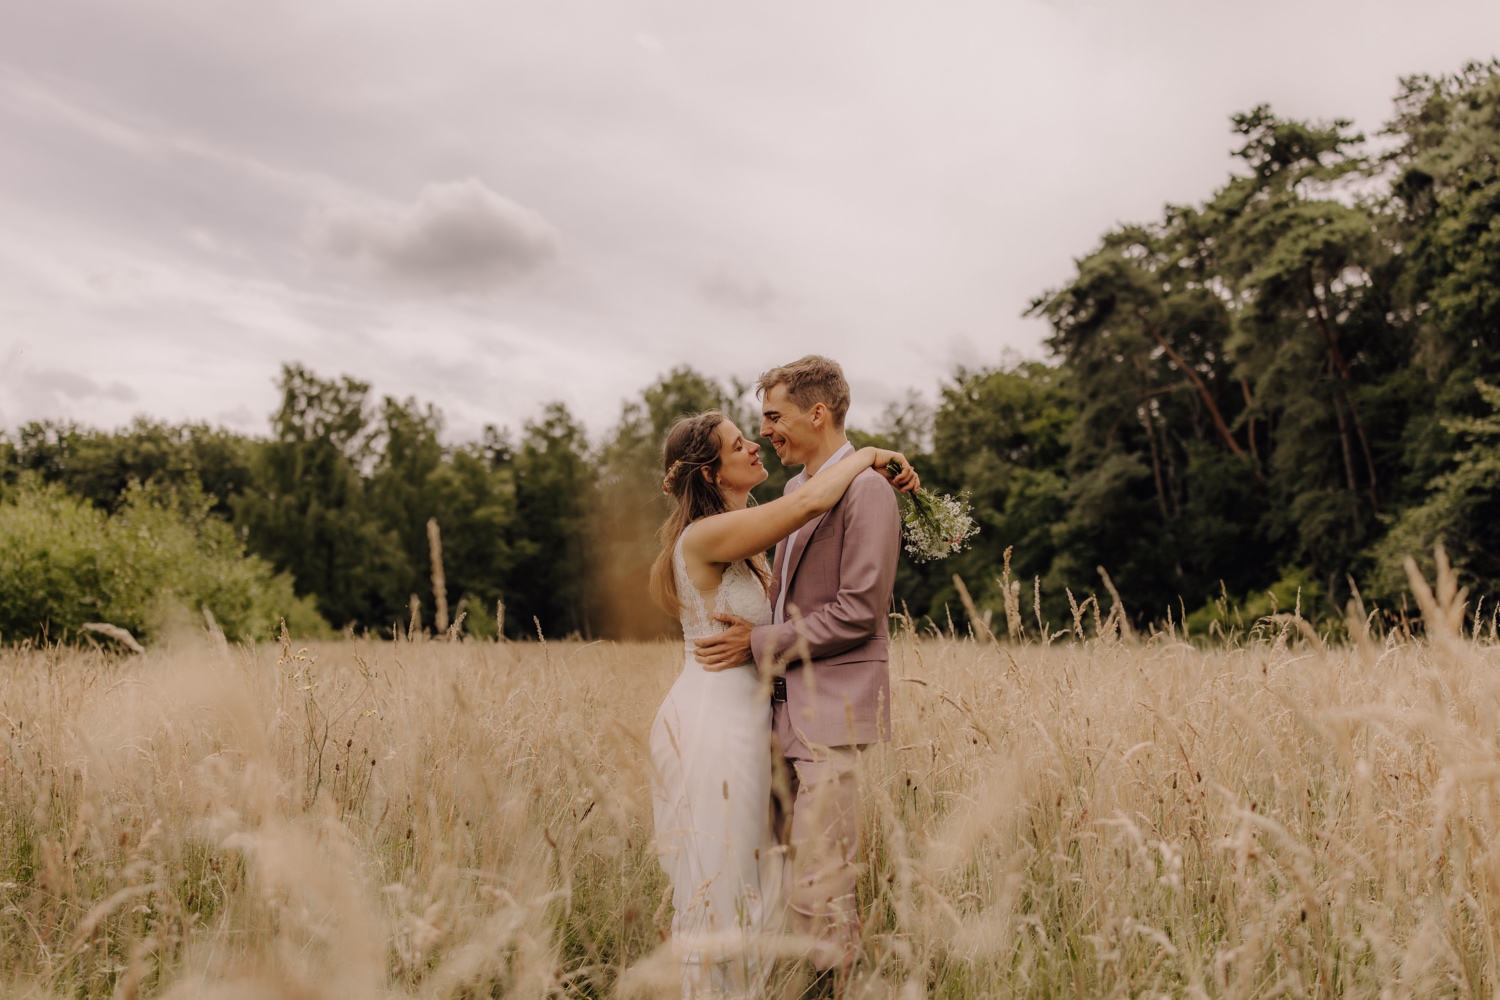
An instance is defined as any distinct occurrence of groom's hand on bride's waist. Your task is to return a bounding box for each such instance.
[694,613,754,671]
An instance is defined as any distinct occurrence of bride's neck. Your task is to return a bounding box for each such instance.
[723,489,751,511]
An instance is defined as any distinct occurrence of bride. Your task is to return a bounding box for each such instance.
[647,409,915,997]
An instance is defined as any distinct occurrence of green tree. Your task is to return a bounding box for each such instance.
[1383,62,1500,509]
[233,365,407,631]
[427,430,520,639]
[1030,212,1264,620]
[1030,103,1423,623]
[8,419,254,518]
[1210,108,1406,594]
[366,395,448,622]
[0,433,16,502]
[1370,380,1500,599]
[884,363,1073,627]
[509,402,596,638]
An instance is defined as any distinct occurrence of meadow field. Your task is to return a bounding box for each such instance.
[2,561,1499,998]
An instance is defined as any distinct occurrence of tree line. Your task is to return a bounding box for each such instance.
[2,62,1498,643]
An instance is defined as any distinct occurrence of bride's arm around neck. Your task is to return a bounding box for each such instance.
[683,446,908,568]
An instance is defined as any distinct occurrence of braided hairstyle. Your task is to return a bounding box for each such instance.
[649,410,770,616]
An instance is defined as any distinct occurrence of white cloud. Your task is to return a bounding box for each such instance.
[304,180,560,294]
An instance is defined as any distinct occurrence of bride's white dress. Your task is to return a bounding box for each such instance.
[651,528,780,998]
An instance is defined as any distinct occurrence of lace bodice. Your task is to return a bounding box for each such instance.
[674,527,773,646]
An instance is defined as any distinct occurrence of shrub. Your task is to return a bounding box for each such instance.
[0,479,327,645]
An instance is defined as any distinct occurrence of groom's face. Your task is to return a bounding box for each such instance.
[760,383,816,468]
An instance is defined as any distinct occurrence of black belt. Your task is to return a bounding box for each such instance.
[771,676,787,703]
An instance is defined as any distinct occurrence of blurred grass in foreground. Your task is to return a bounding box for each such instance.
[0,558,1497,997]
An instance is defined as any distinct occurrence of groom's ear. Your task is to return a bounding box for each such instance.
[809,402,828,428]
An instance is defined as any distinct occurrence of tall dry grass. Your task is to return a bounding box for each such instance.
[1,558,1499,997]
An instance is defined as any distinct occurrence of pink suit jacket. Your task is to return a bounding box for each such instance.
[749,466,900,748]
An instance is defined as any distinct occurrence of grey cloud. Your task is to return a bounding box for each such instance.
[699,270,777,318]
[305,180,560,294]
[0,354,139,426]
[215,405,258,430]
[31,368,137,404]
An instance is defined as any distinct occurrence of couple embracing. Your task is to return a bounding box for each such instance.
[648,355,919,997]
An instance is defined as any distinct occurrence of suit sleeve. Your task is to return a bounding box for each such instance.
[750,471,899,671]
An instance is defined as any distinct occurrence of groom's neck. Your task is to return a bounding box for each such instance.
[802,434,850,478]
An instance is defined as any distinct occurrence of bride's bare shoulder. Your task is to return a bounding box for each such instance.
[678,521,727,590]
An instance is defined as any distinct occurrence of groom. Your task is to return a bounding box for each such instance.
[695,354,899,976]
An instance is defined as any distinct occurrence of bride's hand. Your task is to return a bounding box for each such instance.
[872,448,920,493]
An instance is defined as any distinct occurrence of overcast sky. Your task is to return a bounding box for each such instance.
[2,1,1496,441]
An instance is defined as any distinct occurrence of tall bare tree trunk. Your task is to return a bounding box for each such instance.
[1330,393,1363,531]
[1139,310,1260,480]
[1239,377,1259,463]
[1330,392,1360,496]
[1139,403,1173,522]
[1307,269,1380,513]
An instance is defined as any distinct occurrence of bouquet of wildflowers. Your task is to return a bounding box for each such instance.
[885,458,980,562]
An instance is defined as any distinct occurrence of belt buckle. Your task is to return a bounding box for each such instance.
[771,676,787,702]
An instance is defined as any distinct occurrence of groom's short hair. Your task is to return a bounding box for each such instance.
[757,355,851,429]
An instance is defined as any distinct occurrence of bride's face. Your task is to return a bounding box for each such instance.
[711,420,768,496]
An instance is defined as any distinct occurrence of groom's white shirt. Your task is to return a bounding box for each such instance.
[772,440,854,625]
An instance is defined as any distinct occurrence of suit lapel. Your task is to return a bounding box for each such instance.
[769,537,788,607]
[774,448,852,608]
[782,510,828,601]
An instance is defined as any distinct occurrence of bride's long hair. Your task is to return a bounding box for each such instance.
[649,410,771,617]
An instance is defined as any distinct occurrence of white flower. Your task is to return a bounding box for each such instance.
[886,461,979,562]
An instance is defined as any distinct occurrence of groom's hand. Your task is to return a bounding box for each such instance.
[695,613,754,671]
